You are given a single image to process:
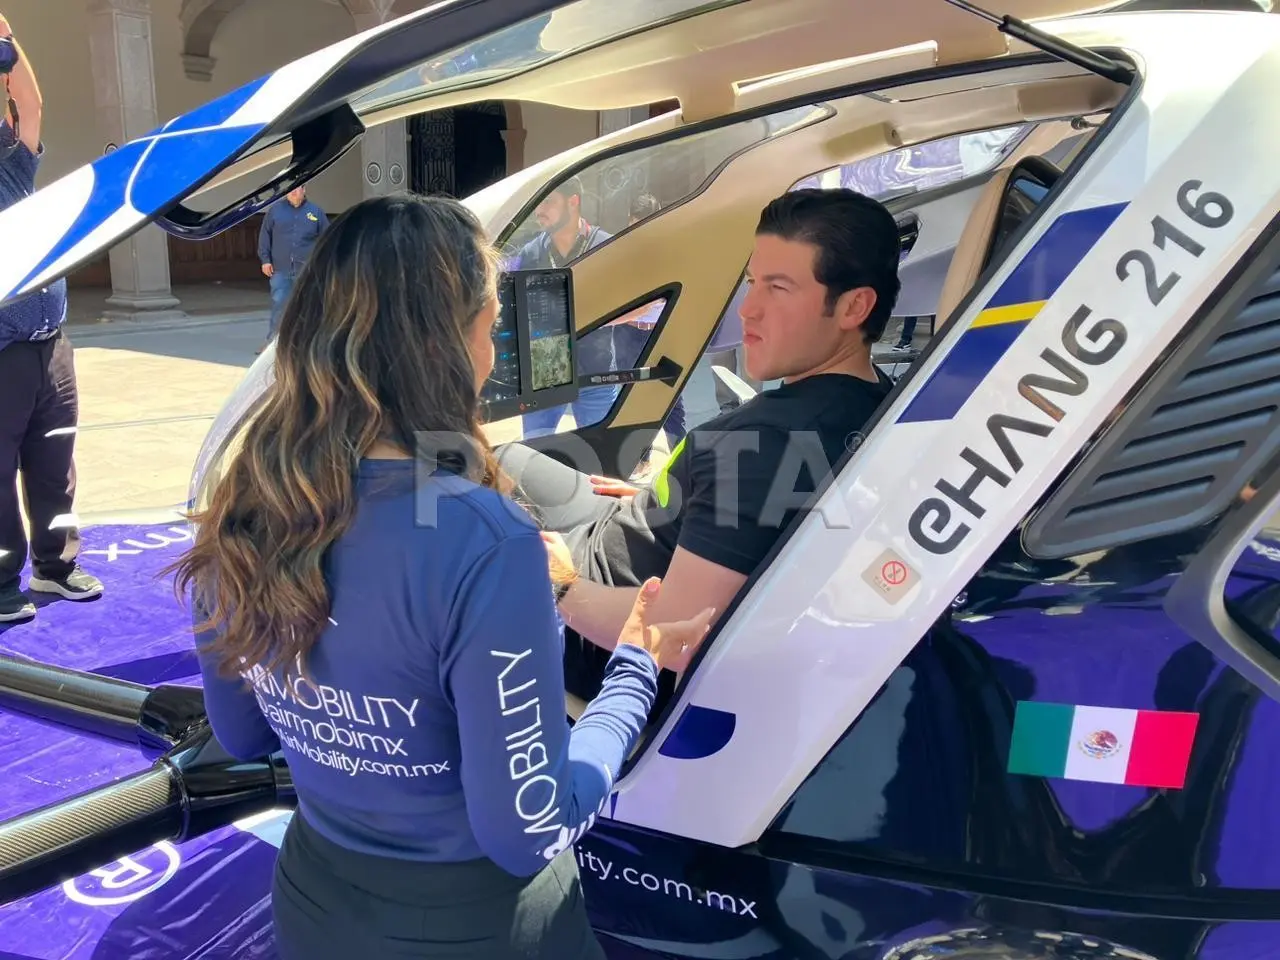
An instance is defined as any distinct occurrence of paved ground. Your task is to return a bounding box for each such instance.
[70,312,270,522]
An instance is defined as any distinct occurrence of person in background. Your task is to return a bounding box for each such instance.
[257,184,329,353]
[0,13,103,621]
[893,316,920,350]
[170,194,712,959]
[507,177,619,438]
[610,193,687,477]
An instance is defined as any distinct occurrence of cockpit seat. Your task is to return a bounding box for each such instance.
[933,154,1063,326]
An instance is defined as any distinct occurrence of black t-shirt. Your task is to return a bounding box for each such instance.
[569,372,891,585]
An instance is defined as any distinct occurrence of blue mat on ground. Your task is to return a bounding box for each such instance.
[0,522,286,960]
[0,522,202,822]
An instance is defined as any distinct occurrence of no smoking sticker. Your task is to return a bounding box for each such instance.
[862,548,919,604]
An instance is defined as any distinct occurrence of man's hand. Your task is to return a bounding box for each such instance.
[540,530,577,588]
[558,547,745,662]
[617,578,714,672]
[589,474,639,499]
[261,263,274,278]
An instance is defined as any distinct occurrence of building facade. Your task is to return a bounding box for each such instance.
[6,0,616,315]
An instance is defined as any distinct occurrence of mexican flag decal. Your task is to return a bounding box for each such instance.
[1008,701,1199,789]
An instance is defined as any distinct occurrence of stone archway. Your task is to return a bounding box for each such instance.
[179,0,410,81]
[178,0,248,81]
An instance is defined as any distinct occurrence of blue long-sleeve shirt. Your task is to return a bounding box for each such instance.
[0,122,65,351]
[194,458,658,876]
[257,198,329,277]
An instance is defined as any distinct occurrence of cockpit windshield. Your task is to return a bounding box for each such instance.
[352,0,746,113]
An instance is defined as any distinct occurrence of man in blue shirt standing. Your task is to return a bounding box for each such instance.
[257,185,328,351]
[506,177,619,438]
[0,17,103,621]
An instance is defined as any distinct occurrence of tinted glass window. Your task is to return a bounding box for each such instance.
[487,104,826,439]
[501,105,825,262]
[354,0,745,112]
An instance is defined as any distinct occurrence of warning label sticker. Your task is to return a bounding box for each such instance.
[862,548,919,604]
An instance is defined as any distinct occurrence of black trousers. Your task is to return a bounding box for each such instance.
[271,812,607,960]
[0,332,79,588]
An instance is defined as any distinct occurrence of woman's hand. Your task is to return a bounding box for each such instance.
[617,577,714,671]
[589,474,640,499]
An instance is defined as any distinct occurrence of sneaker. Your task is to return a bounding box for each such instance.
[0,584,35,622]
[28,567,104,601]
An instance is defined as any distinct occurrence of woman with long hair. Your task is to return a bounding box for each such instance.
[168,193,712,959]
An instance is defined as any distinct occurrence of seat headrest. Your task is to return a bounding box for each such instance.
[933,155,1063,326]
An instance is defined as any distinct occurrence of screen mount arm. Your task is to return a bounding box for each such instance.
[580,355,683,388]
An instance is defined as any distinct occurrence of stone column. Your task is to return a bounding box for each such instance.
[344,0,411,199]
[87,0,183,319]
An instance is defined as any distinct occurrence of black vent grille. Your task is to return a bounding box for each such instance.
[1023,254,1280,559]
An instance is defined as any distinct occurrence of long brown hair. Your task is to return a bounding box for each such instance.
[167,193,506,678]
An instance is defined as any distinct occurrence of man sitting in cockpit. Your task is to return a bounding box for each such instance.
[498,187,902,701]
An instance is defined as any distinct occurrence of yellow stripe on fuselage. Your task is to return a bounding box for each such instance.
[970,300,1047,329]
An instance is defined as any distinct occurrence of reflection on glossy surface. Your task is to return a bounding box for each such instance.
[186,346,277,517]
[1223,537,1280,649]
[502,105,825,258]
[794,125,1027,199]
[580,817,1280,959]
[766,515,1280,900]
[353,0,743,111]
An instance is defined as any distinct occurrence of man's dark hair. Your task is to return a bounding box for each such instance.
[755,188,902,342]
[629,192,661,221]
[553,175,584,201]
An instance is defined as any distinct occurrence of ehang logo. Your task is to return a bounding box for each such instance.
[62,842,181,907]
[1078,729,1120,760]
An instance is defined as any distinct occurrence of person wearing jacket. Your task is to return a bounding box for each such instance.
[505,177,619,437]
[256,184,328,351]
[171,194,712,959]
[0,14,103,621]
